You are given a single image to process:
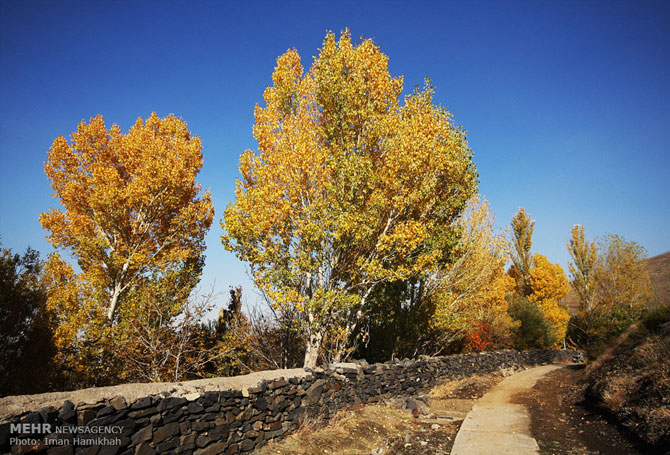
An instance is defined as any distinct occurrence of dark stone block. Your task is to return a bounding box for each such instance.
[87,415,116,428]
[131,425,152,445]
[156,440,177,452]
[77,409,97,426]
[252,397,267,412]
[163,408,183,424]
[59,401,76,421]
[268,379,287,390]
[134,443,155,455]
[200,392,219,407]
[191,421,210,432]
[194,442,228,455]
[208,424,228,441]
[75,446,99,455]
[153,422,179,444]
[130,397,153,410]
[239,439,255,451]
[187,402,204,414]
[195,434,209,448]
[128,407,155,419]
[96,406,115,418]
[158,397,187,412]
[97,444,120,455]
[180,432,197,446]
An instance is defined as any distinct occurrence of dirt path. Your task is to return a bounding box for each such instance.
[451,364,563,455]
[515,364,648,454]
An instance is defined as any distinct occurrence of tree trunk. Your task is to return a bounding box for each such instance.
[303,330,323,369]
[106,262,129,321]
[107,281,123,321]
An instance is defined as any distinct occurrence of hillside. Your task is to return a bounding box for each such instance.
[646,251,670,307]
[585,311,670,452]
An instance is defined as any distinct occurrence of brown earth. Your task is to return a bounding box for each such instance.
[515,364,650,454]
[585,319,670,452]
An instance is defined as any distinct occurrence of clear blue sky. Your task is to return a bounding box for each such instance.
[1,0,668,313]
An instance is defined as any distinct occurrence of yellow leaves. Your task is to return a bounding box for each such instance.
[41,113,213,320]
[527,253,570,343]
[537,298,570,342]
[222,30,477,363]
[529,253,570,303]
[427,195,512,346]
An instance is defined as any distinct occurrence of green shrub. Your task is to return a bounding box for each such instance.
[507,294,556,349]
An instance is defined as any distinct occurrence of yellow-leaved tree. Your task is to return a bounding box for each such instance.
[567,224,598,315]
[428,195,516,350]
[509,208,535,296]
[40,113,214,385]
[222,30,477,367]
[528,253,571,344]
[40,113,213,322]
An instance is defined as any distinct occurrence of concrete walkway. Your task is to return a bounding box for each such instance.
[451,364,564,455]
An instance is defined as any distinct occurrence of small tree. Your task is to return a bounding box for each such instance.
[509,208,535,296]
[567,225,598,314]
[596,233,652,314]
[529,253,570,344]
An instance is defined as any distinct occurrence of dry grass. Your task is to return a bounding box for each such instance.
[429,370,506,400]
[255,404,412,455]
[586,320,670,450]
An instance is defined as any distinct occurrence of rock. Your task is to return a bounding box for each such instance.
[96,406,114,418]
[134,443,155,455]
[59,401,76,421]
[183,392,201,402]
[77,409,97,426]
[194,442,228,455]
[131,425,152,445]
[130,397,153,410]
[109,396,127,411]
[239,438,255,451]
[152,422,179,444]
[305,380,325,405]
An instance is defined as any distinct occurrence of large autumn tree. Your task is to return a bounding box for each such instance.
[222,30,477,367]
[40,113,214,322]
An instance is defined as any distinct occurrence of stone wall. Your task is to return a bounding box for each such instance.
[0,349,582,455]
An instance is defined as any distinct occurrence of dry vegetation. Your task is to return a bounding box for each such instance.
[254,404,411,455]
[585,312,670,452]
[428,370,509,400]
[255,371,508,455]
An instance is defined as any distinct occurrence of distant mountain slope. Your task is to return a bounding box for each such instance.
[561,251,670,313]
[645,251,670,307]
